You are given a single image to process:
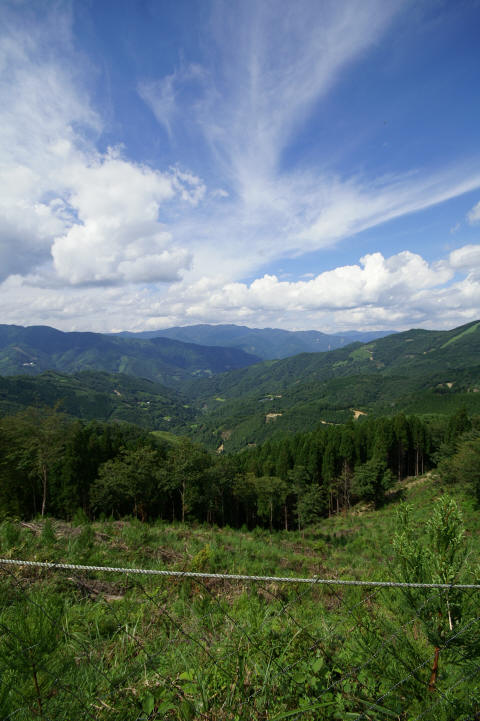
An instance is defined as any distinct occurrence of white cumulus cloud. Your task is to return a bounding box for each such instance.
[2,2,480,333]
[449,244,480,282]
[0,9,196,287]
[50,149,193,285]
[176,250,454,316]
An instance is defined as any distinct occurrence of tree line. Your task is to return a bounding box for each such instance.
[0,407,476,529]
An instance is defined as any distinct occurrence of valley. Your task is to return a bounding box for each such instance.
[2,320,479,451]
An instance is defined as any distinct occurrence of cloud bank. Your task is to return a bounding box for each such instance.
[2,245,480,333]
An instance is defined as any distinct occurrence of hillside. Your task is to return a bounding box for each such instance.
[0,325,260,386]
[186,320,480,449]
[116,323,395,359]
[0,476,477,720]
[187,321,480,397]
[0,371,195,430]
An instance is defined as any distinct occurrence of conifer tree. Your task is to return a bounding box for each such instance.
[392,496,479,701]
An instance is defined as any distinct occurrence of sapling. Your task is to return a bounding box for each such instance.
[0,588,66,718]
[393,495,475,695]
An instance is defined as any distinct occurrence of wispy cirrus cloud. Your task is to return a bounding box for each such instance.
[138,63,207,139]
[138,0,480,284]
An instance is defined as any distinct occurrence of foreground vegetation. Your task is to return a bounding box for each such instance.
[0,478,478,719]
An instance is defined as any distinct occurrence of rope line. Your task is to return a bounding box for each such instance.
[1,558,480,589]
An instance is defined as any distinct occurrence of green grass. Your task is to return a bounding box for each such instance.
[349,346,373,361]
[0,475,478,720]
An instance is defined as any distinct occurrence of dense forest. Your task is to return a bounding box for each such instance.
[1,406,478,529]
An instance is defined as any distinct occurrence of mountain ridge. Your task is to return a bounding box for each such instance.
[182,320,480,449]
[0,370,195,430]
[0,324,261,386]
[114,323,396,359]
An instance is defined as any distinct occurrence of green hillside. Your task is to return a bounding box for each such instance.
[188,321,480,398]
[0,324,260,386]
[1,321,480,452]
[0,371,194,431]
[185,321,480,450]
[0,476,477,720]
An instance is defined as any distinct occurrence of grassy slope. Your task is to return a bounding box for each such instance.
[0,475,477,720]
[0,473,476,590]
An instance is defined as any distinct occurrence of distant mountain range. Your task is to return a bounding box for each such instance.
[1,320,480,452]
[115,324,395,359]
[0,325,260,386]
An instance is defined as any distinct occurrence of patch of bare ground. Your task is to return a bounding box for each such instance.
[18,520,189,561]
[351,409,367,419]
[321,588,344,611]
[265,412,282,422]
[255,583,291,603]
[20,520,122,546]
[155,546,185,563]
[2,564,128,602]
[20,520,81,537]
[349,502,374,515]
[281,542,320,557]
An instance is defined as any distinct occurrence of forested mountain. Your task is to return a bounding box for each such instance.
[187,320,480,399]
[185,321,480,450]
[0,371,194,431]
[116,323,395,359]
[1,321,480,529]
[0,324,260,385]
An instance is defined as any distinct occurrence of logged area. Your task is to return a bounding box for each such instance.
[0,477,479,720]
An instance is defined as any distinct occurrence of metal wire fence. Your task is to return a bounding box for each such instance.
[0,558,479,721]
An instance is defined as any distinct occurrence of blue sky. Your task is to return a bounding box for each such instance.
[1,0,480,332]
